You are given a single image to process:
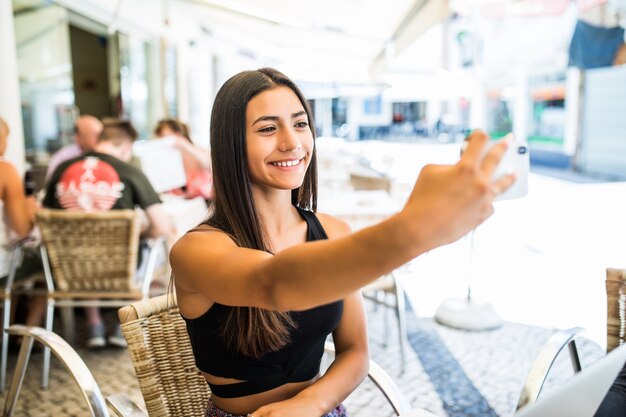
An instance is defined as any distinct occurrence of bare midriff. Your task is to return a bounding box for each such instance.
[204,372,319,415]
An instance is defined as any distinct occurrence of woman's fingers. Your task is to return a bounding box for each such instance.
[460,129,489,165]
[480,133,512,178]
[490,173,517,197]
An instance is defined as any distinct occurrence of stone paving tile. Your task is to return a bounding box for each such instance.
[0,301,606,416]
[432,318,604,417]
[349,302,604,417]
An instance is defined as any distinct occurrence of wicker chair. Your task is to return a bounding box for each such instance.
[107,294,437,417]
[606,268,625,353]
[36,209,163,389]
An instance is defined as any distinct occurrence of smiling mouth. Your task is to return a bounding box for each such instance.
[270,157,304,167]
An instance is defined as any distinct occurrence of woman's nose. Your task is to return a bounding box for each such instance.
[278,127,302,151]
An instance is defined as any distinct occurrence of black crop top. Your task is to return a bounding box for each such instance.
[182,207,344,398]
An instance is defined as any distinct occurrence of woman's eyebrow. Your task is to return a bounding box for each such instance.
[252,110,307,126]
[253,115,278,126]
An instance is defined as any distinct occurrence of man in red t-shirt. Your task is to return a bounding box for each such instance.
[44,119,175,348]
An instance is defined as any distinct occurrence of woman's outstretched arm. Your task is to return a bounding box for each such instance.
[171,131,515,311]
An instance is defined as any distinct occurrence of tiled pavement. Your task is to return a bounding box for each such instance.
[0,301,605,417]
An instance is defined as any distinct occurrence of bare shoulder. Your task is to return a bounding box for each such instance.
[170,226,236,264]
[315,212,352,239]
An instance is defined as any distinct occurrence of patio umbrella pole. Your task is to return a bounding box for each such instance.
[434,228,503,331]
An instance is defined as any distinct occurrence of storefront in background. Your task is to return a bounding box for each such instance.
[12,0,167,173]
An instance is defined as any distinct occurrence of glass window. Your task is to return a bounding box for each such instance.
[118,34,151,139]
[14,2,75,159]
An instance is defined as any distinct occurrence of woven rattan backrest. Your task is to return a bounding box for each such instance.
[119,294,210,417]
[606,268,626,352]
[36,209,140,293]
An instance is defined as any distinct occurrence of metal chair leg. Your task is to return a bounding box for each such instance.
[41,300,54,390]
[393,274,407,373]
[1,299,11,393]
[2,334,34,416]
[39,245,55,391]
[382,292,390,348]
[60,307,75,346]
[568,340,582,373]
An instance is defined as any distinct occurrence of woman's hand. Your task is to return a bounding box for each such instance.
[248,395,324,417]
[401,129,516,252]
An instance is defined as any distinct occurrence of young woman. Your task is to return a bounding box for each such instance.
[170,68,514,417]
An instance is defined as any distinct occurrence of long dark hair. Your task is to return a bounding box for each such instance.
[206,68,317,358]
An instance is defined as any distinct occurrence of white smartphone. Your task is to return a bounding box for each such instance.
[462,136,529,201]
[488,139,529,201]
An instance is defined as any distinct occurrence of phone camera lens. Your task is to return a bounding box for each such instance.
[518,146,527,154]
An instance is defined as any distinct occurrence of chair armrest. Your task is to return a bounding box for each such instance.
[2,235,37,251]
[324,342,412,416]
[516,327,585,410]
[367,359,414,416]
[106,393,147,417]
[4,325,109,417]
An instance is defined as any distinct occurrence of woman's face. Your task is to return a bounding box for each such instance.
[245,86,313,192]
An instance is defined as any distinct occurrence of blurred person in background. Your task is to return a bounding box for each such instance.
[0,117,46,329]
[170,68,514,417]
[154,119,213,201]
[43,118,175,348]
[45,115,102,180]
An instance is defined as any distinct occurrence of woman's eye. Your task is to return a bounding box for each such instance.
[258,126,276,133]
[295,121,309,128]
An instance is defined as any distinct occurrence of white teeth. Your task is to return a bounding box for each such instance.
[272,159,301,167]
